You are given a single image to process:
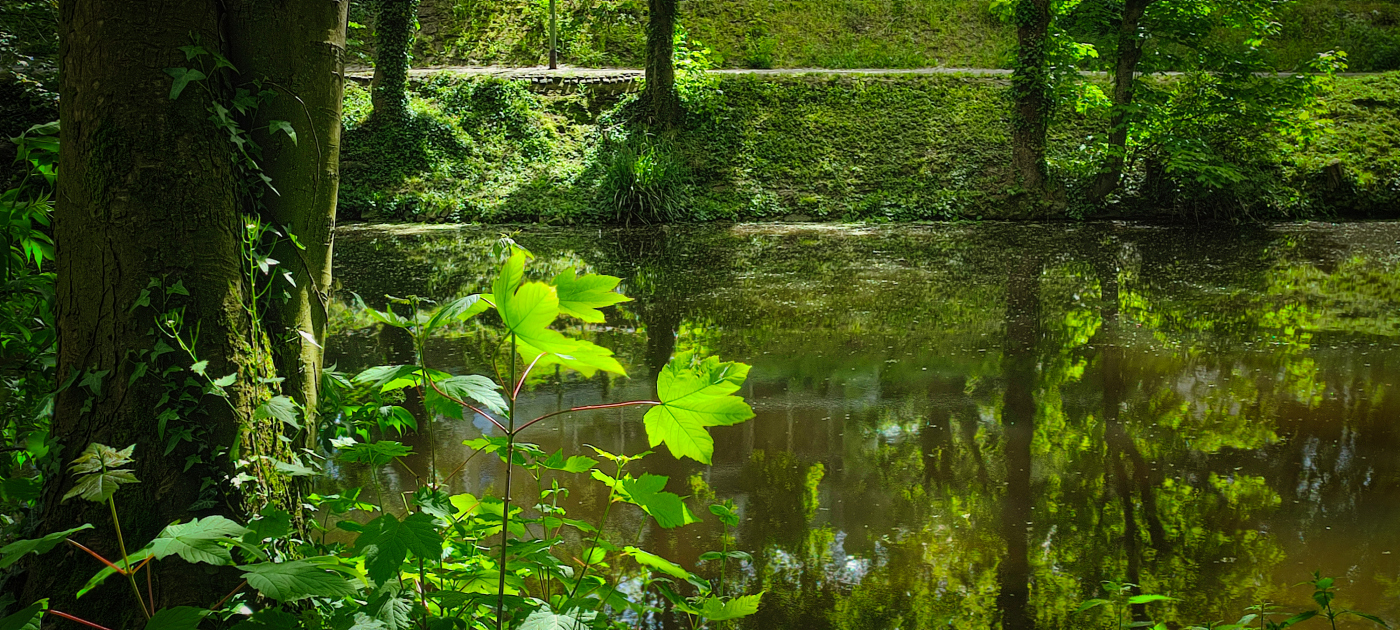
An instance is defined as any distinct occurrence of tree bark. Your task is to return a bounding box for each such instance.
[225,0,347,466]
[1088,0,1156,203]
[1011,0,1052,197]
[28,0,346,623]
[644,0,679,129]
[371,0,420,120]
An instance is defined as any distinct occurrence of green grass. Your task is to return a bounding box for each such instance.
[385,0,1400,71]
[336,72,1400,223]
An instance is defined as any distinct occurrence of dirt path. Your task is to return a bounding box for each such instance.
[345,65,1013,85]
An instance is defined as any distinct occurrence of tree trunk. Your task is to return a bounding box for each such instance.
[371,0,420,120]
[28,0,346,623]
[225,0,347,461]
[1010,0,1052,197]
[1088,0,1155,203]
[644,0,679,129]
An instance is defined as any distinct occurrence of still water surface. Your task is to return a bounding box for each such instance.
[327,222,1400,629]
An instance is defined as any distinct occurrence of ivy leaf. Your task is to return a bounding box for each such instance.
[552,270,631,323]
[624,546,691,580]
[267,120,297,145]
[427,294,490,330]
[352,512,444,585]
[697,593,764,621]
[148,515,249,565]
[642,352,754,464]
[518,606,595,630]
[164,67,207,100]
[0,603,44,630]
[240,558,361,601]
[143,606,210,630]
[253,395,301,429]
[619,474,698,528]
[0,524,94,569]
[434,375,507,417]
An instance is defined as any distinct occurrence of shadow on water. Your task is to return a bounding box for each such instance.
[327,222,1400,629]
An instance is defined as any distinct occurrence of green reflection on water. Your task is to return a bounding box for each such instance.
[328,222,1400,630]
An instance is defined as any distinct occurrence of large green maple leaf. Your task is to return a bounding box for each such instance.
[493,253,625,377]
[552,269,630,323]
[643,352,754,464]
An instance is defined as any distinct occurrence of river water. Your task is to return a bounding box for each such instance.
[327,222,1400,629]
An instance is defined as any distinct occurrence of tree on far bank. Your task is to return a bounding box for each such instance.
[644,0,679,128]
[28,0,346,624]
[1010,0,1054,198]
[372,0,419,119]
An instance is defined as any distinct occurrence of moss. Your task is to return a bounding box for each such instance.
[337,72,1400,222]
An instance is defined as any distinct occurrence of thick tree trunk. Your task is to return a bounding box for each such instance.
[29,0,346,623]
[371,0,420,120]
[1011,0,1052,197]
[1089,0,1155,203]
[644,0,679,128]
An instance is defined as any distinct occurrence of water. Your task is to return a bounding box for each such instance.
[327,222,1400,629]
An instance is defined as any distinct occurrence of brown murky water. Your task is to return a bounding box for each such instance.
[327,222,1400,629]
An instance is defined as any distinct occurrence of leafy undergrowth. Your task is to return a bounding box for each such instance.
[337,71,1400,223]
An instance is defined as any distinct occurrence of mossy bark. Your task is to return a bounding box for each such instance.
[1010,0,1052,197]
[371,0,420,120]
[644,0,679,128]
[27,0,346,622]
[225,0,348,497]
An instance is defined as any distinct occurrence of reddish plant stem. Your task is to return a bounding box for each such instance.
[48,611,114,630]
[66,539,123,574]
[516,401,660,434]
[212,579,248,610]
[512,353,544,400]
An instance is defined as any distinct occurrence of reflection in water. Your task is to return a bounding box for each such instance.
[328,223,1400,629]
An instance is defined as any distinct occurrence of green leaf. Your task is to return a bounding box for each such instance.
[1127,594,1176,605]
[434,375,507,417]
[247,506,292,541]
[619,474,698,528]
[68,442,135,474]
[143,606,209,630]
[643,352,754,464]
[253,395,301,429]
[212,373,237,388]
[1076,599,1112,613]
[267,120,297,145]
[697,593,763,621]
[370,592,413,630]
[149,515,249,565]
[1342,611,1390,628]
[518,606,594,630]
[352,512,444,585]
[164,67,207,100]
[552,270,630,323]
[516,337,625,378]
[64,467,139,503]
[336,439,413,467]
[427,294,490,330]
[240,558,361,601]
[0,603,44,630]
[1278,610,1317,628]
[229,609,300,630]
[539,451,597,474]
[624,546,691,580]
[353,365,419,392]
[0,524,94,569]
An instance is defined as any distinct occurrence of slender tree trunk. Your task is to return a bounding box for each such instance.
[644,0,679,128]
[28,0,346,623]
[997,253,1040,630]
[549,0,558,69]
[225,0,347,454]
[371,0,419,119]
[1011,0,1052,197]
[1089,0,1155,203]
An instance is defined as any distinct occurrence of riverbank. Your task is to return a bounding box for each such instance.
[337,70,1400,223]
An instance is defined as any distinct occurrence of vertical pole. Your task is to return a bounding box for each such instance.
[549,0,558,69]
